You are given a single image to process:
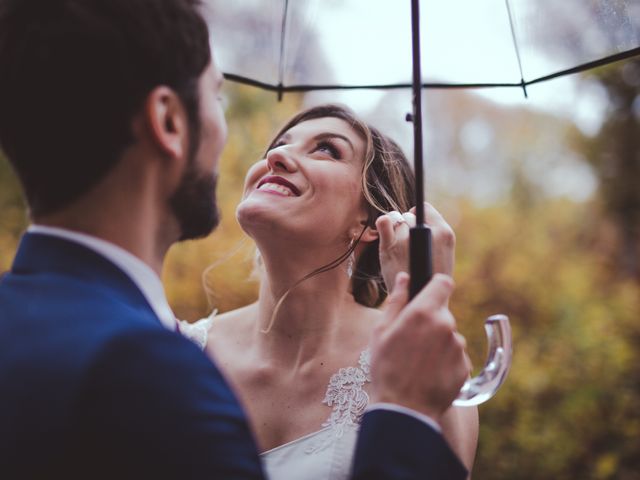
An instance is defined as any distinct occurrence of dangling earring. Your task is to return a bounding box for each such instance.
[347,238,355,279]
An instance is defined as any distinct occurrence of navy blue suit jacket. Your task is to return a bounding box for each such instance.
[0,233,467,479]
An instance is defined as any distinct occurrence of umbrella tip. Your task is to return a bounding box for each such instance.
[520,79,528,99]
[277,83,284,102]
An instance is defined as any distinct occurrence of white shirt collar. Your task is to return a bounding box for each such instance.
[27,225,177,331]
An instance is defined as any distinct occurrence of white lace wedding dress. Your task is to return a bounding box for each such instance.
[179,317,371,480]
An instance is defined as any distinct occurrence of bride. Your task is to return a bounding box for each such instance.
[187,104,478,479]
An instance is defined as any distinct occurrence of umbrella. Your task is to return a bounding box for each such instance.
[207,0,640,97]
[203,0,640,405]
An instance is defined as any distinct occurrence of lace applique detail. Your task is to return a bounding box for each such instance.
[177,310,217,350]
[305,349,371,454]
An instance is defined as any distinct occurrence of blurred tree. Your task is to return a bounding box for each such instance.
[0,152,27,273]
[454,198,640,480]
[522,0,640,280]
[578,59,640,280]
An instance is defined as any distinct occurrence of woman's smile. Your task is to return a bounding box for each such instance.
[256,175,301,197]
[236,117,367,243]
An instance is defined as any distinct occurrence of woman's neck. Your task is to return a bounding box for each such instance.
[251,258,365,369]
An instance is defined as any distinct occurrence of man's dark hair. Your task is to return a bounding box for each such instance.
[0,0,211,216]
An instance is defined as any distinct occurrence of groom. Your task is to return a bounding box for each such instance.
[0,0,470,478]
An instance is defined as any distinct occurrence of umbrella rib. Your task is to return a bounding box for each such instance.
[223,47,640,92]
[525,46,640,86]
[504,0,528,98]
[276,0,290,101]
[222,74,524,91]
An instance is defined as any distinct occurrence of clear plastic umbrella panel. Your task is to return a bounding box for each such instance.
[206,0,640,97]
[203,0,640,406]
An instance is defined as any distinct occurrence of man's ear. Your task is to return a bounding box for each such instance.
[141,86,188,162]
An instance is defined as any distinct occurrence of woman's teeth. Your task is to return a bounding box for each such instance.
[258,182,295,196]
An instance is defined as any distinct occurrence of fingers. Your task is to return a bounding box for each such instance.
[382,272,410,324]
[377,207,437,295]
[370,271,469,418]
[377,204,454,296]
[377,210,412,228]
[402,212,416,227]
[387,210,405,225]
[383,273,456,349]
[380,203,448,231]
[407,203,455,276]
[425,204,455,252]
[394,273,457,338]
[409,203,447,228]
[465,352,473,377]
[407,273,455,318]
[453,331,467,351]
[377,210,411,252]
[375,215,395,251]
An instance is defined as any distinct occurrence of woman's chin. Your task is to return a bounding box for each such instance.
[236,201,285,233]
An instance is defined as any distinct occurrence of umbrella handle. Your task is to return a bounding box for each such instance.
[453,314,512,406]
[409,226,512,405]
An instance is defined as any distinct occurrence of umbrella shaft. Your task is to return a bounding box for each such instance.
[409,0,433,297]
[409,226,433,298]
[411,0,425,224]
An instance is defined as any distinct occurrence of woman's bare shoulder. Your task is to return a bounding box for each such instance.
[208,302,257,336]
[215,303,258,323]
[204,303,256,367]
[204,302,257,351]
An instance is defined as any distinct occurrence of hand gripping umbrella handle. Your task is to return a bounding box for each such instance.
[408,228,512,406]
[453,314,512,406]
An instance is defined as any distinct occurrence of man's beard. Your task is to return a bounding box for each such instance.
[169,163,220,241]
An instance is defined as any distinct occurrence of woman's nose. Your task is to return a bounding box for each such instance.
[266,146,297,173]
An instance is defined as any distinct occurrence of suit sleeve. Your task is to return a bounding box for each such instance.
[351,409,468,480]
[74,327,265,479]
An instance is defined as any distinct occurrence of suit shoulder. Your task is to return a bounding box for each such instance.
[75,327,264,477]
[87,325,229,395]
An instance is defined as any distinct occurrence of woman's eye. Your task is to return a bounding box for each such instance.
[314,141,341,159]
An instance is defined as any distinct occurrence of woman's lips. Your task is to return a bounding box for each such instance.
[256,176,301,197]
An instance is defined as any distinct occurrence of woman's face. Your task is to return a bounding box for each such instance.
[237,117,368,246]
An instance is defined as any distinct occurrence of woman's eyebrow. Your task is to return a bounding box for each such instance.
[314,132,355,154]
